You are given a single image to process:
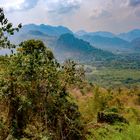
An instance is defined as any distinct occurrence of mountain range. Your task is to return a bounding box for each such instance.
[19,24,73,36]
[1,24,140,62]
[76,29,140,41]
[76,30,140,54]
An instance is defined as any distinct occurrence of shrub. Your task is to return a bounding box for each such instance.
[97,112,128,124]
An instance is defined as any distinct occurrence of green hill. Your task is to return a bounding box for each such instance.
[54,33,115,62]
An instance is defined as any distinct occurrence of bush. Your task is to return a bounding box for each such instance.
[97,112,128,124]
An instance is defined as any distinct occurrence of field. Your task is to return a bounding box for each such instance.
[70,84,140,140]
[86,67,140,87]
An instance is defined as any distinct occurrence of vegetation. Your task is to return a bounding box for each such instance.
[0,8,140,140]
[0,8,21,49]
[0,40,86,140]
[86,67,140,87]
[71,86,140,140]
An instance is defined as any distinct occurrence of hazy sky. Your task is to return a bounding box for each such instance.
[0,0,140,33]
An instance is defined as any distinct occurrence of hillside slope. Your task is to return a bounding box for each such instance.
[54,33,115,62]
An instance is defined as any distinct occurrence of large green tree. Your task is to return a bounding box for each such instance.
[0,8,84,140]
[0,40,84,140]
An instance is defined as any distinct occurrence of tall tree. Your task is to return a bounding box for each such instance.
[0,8,84,140]
[1,40,84,139]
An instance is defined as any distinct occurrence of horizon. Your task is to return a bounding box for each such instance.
[1,0,140,33]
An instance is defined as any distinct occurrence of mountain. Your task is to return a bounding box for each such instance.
[118,29,140,41]
[9,24,73,49]
[54,33,115,62]
[79,34,132,53]
[9,30,57,50]
[87,31,115,38]
[75,30,87,36]
[27,30,47,36]
[3,24,139,62]
[131,38,140,51]
[76,31,115,38]
[20,24,73,36]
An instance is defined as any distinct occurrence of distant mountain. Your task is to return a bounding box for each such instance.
[118,29,140,41]
[76,31,115,38]
[75,30,87,36]
[54,33,115,62]
[9,24,73,49]
[131,38,140,51]
[20,24,73,36]
[87,31,115,38]
[2,24,139,62]
[9,30,57,50]
[27,30,47,36]
[76,29,140,42]
[79,34,133,53]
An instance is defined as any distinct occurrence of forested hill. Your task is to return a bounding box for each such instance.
[54,33,115,62]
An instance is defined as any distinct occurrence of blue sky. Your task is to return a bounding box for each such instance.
[0,0,140,33]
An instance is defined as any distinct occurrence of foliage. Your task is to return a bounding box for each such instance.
[61,59,85,88]
[0,7,140,140]
[0,40,84,139]
[73,85,140,138]
[87,123,140,140]
[86,67,140,87]
[0,8,22,49]
[97,112,128,124]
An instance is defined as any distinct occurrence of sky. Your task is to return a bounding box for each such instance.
[0,0,140,33]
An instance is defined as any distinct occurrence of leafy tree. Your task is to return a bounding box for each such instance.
[0,40,84,139]
[61,59,85,88]
[0,8,84,140]
[0,8,22,49]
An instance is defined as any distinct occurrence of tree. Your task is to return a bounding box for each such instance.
[0,40,84,139]
[0,8,22,49]
[0,8,84,139]
[61,59,85,88]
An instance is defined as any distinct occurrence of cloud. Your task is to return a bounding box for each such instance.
[90,8,112,19]
[0,0,39,12]
[20,0,39,10]
[46,0,81,15]
[135,8,140,16]
[1,0,140,33]
[129,0,140,7]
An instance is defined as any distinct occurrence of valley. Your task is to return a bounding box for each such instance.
[0,22,140,140]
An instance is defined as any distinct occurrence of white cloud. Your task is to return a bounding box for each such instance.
[129,0,140,7]
[90,7,112,19]
[45,0,82,14]
[0,0,25,11]
[1,0,140,33]
[0,0,38,12]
